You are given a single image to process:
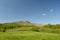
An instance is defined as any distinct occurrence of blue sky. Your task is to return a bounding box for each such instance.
[0,0,60,24]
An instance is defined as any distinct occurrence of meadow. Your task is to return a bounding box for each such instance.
[0,31,60,40]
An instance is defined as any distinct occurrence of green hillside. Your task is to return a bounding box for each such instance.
[0,21,60,40]
[0,21,60,33]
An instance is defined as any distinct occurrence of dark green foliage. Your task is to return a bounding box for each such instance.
[54,24,60,29]
[3,27,6,32]
[31,26,40,32]
[42,24,52,28]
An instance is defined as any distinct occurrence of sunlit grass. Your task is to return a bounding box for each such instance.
[0,31,60,40]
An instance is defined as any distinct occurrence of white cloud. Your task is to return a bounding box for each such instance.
[50,9,54,12]
[42,13,46,16]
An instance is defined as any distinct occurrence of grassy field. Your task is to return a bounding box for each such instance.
[0,31,60,40]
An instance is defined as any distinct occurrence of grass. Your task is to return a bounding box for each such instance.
[0,31,60,40]
[6,27,32,32]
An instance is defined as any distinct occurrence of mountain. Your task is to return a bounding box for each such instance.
[15,20,42,27]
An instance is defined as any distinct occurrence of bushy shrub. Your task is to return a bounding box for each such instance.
[31,26,40,32]
[42,24,52,28]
